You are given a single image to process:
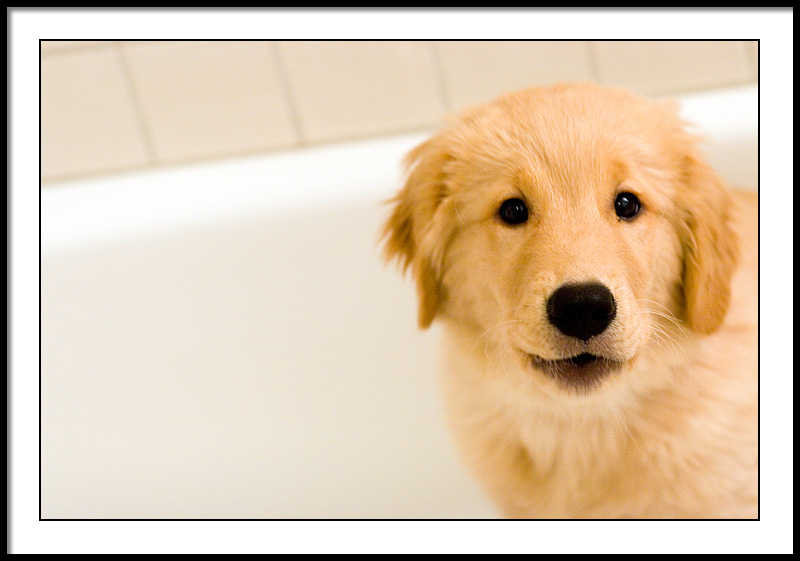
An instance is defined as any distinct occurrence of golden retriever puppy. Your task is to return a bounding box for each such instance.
[382,83,758,519]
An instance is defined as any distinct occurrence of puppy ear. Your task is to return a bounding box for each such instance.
[382,138,453,329]
[680,150,740,335]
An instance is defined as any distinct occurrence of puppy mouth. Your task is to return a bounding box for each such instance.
[528,352,623,392]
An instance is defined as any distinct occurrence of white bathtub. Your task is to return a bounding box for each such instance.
[40,85,757,519]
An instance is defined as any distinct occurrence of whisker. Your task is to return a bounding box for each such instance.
[644,317,690,366]
[635,298,685,328]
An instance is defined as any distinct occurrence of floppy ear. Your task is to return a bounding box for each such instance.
[680,150,740,335]
[381,138,454,329]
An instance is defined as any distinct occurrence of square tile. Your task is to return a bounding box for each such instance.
[41,48,150,181]
[121,40,299,163]
[435,40,595,110]
[592,40,753,95]
[277,41,444,143]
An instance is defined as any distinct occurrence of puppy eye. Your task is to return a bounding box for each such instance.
[499,198,529,225]
[614,192,642,219]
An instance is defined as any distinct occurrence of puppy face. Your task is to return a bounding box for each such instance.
[383,83,738,403]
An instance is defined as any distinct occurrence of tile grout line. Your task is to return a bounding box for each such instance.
[113,41,159,167]
[271,41,307,148]
[585,41,603,85]
[40,41,111,56]
[427,40,453,115]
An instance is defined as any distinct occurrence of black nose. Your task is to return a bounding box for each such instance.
[546,283,616,342]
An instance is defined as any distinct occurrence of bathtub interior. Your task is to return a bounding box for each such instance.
[40,85,757,519]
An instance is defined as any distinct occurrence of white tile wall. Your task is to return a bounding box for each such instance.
[435,41,595,109]
[120,41,298,164]
[277,41,445,144]
[40,48,151,179]
[592,40,753,94]
[40,40,759,183]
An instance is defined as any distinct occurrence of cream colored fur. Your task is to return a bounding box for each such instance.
[382,83,758,519]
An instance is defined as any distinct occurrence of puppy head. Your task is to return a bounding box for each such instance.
[382,83,739,395]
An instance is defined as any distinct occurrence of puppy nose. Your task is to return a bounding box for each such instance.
[547,283,616,342]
